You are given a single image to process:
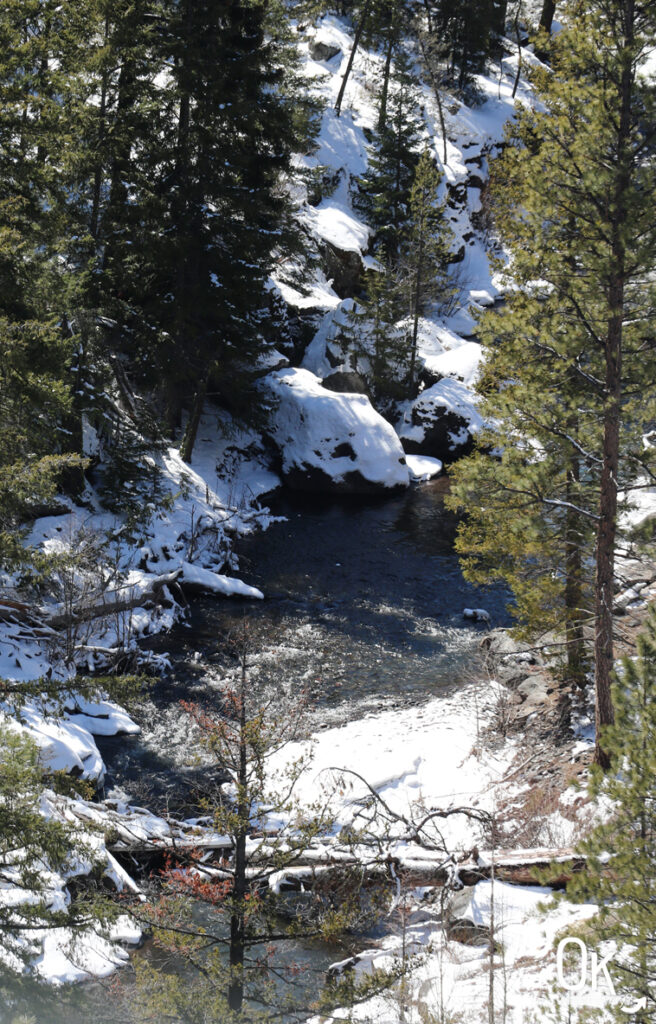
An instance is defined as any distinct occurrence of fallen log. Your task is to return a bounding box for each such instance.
[46,570,183,630]
[106,824,586,891]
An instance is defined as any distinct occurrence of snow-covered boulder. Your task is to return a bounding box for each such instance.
[263,368,409,494]
[309,37,341,63]
[397,378,485,463]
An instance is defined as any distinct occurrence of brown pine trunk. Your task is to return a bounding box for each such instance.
[408,219,425,393]
[417,29,448,165]
[565,453,586,687]
[539,0,557,34]
[228,654,249,1014]
[90,15,111,242]
[377,29,395,132]
[492,0,508,36]
[593,0,634,768]
[179,381,207,464]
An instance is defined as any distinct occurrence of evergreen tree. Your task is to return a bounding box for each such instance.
[447,0,656,766]
[356,48,424,265]
[447,291,597,686]
[134,0,318,461]
[0,725,90,962]
[424,0,505,90]
[362,258,408,401]
[332,257,407,407]
[399,149,454,391]
[131,635,382,1021]
[0,1,91,565]
[564,606,656,1018]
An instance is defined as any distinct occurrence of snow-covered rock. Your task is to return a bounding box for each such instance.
[397,378,485,463]
[263,368,410,494]
[406,454,443,481]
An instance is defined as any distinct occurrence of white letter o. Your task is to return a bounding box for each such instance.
[557,938,587,993]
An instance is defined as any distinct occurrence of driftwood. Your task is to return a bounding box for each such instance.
[46,570,183,630]
[106,818,586,892]
[0,571,183,632]
[2,561,256,634]
[247,846,586,892]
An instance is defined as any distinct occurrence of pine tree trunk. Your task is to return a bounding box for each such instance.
[539,0,557,33]
[417,30,448,165]
[565,451,585,687]
[408,220,425,393]
[492,0,508,36]
[90,15,110,242]
[377,29,395,132]
[228,655,249,1014]
[512,11,522,99]
[179,381,207,464]
[335,0,372,117]
[593,1,634,768]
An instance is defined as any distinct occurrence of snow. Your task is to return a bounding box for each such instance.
[263,367,410,491]
[277,680,517,855]
[303,174,370,254]
[35,917,142,985]
[406,455,443,481]
[424,340,483,388]
[178,561,264,600]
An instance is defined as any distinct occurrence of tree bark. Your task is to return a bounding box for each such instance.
[90,15,111,242]
[539,0,557,34]
[335,0,372,117]
[179,381,207,463]
[493,0,508,36]
[593,0,634,768]
[417,29,448,165]
[228,654,249,1014]
[565,446,586,687]
[408,215,425,393]
[377,28,395,132]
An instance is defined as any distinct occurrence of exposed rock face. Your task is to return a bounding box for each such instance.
[263,368,409,494]
[310,38,341,62]
[322,370,369,395]
[397,379,484,463]
[320,240,363,298]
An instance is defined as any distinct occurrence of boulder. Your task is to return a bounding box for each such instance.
[322,370,369,395]
[321,240,363,298]
[310,38,342,62]
[263,368,409,495]
[397,378,484,463]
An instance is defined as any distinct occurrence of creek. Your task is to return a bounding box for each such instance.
[8,479,510,1024]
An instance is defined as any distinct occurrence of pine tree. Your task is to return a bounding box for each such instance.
[0,1,91,565]
[564,606,656,1018]
[424,0,504,90]
[362,259,408,402]
[447,291,598,686]
[399,149,454,392]
[132,0,318,461]
[356,48,424,265]
[130,633,379,1021]
[0,725,90,962]
[447,0,656,766]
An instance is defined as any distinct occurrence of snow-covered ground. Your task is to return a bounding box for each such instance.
[284,11,542,464]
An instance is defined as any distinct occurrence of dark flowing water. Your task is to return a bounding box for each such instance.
[5,480,510,1024]
[99,479,511,810]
